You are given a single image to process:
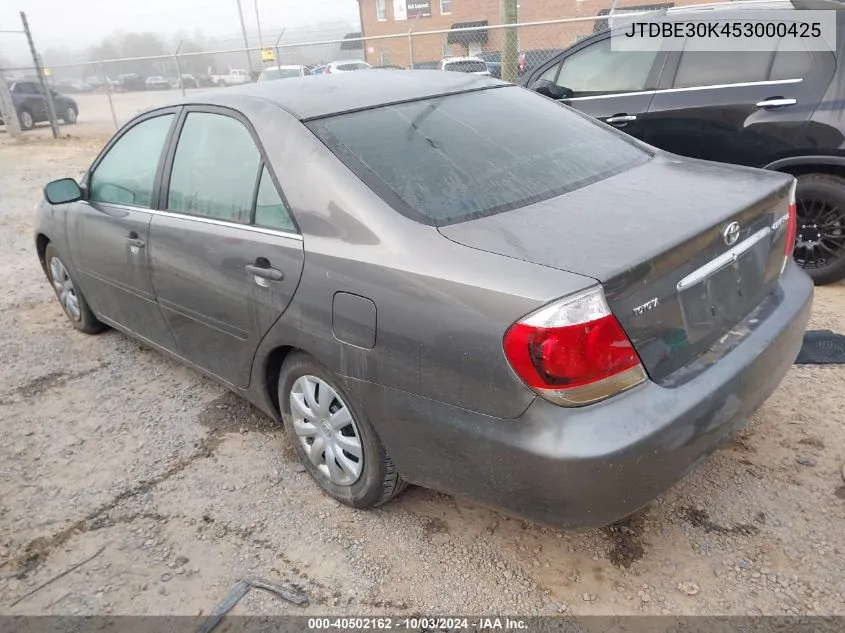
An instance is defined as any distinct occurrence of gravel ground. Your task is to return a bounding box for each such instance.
[1,133,844,618]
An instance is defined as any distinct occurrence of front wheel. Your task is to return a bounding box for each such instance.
[19,108,34,130]
[793,173,845,285]
[44,244,105,334]
[279,352,407,508]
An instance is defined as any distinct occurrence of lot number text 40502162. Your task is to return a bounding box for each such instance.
[307,617,529,630]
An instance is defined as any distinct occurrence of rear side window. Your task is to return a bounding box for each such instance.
[308,86,649,225]
[167,112,261,223]
[673,27,774,88]
[770,39,812,80]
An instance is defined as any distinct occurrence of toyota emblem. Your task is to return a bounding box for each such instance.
[722,222,741,246]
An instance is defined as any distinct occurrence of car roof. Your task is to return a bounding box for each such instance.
[329,59,370,65]
[264,65,304,70]
[442,57,485,63]
[189,70,505,120]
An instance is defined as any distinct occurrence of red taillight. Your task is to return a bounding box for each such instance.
[518,54,526,73]
[325,66,332,74]
[503,287,646,407]
[785,179,798,257]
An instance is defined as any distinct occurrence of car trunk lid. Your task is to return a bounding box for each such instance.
[439,155,794,383]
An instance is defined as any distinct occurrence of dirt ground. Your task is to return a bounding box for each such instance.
[1,132,844,618]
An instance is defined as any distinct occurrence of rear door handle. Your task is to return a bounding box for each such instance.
[756,98,796,108]
[245,264,284,282]
[605,114,637,124]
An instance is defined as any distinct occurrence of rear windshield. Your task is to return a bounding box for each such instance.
[308,86,650,225]
[445,60,489,73]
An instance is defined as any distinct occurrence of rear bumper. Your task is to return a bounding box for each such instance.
[349,264,813,528]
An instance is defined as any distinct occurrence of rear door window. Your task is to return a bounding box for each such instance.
[769,39,812,81]
[167,112,261,223]
[672,26,775,88]
[308,86,649,226]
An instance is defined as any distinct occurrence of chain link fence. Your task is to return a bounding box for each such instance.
[2,0,739,136]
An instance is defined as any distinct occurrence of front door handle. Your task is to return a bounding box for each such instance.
[245,264,284,282]
[125,232,145,248]
[605,114,637,125]
[756,97,797,108]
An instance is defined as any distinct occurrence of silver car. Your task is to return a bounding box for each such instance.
[35,71,812,527]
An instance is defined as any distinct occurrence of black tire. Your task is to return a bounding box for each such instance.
[793,173,845,286]
[279,352,407,508]
[62,106,78,124]
[19,108,34,131]
[44,244,105,334]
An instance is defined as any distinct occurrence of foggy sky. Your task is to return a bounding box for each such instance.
[2,0,360,56]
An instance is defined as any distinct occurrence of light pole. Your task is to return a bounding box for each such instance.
[234,0,255,76]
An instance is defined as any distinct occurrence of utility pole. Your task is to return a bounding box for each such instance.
[500,0,518,83]
[254,0,265,51]
[21,11,59,137]
[234,0,255,76]
[0,69,22,139]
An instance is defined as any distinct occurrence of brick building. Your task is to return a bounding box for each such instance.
[355,0,717,67]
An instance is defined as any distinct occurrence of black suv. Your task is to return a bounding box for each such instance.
[519,1,845,284]
[0,80,78,131]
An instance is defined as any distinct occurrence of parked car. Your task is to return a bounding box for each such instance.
[145,76,170,91]
[196,74,217,88]
[372,65,404,70]
[518,48,566,76]
[474,51,502,79]
[440,57,491,76]
[117,74,146,92]
[310,65,327,75]
[172,74,199,89]
[323,60,372,74]
[409,61,440,70]
[53,80,93,93]
[222,69,251,86]
[519,2,845,285]
[34,72,811,528]
[258,65,310,82]
[0,79,78,130]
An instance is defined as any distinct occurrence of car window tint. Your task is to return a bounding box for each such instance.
[89,114,174,207]
[770,39,812,80]
[555,37,659,93]
[537,62,561,83]
[673,31,774,88]
[309,86,649,226]
[338,64,357,71]
[254,166,295,231]
[167,112,261,224]
[14,82,37,94]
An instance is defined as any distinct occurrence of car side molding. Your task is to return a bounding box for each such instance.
[765,155,845,171]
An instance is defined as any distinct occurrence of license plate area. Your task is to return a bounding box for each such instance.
[679,238,769,344]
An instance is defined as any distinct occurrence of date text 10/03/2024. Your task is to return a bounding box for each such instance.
[307,617,529,630]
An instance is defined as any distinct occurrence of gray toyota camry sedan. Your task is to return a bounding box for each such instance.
[34,71,812,528]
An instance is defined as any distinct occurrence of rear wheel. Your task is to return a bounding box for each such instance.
[279,352,407,508]
[62,106,78,124]
[793,173,845,285]
[19,108,34,130]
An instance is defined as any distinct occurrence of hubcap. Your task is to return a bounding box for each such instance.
[794,197,845,270]
[290,375,363,486]
[67,108,76,123]
[49,256,81,321]
[22,112,33,128]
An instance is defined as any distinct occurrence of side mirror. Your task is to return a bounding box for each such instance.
[44,178,83,205]
[530,79,573,100]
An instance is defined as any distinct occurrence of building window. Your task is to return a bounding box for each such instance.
[440,0,453,15]
[376,0,387,21]
[380,49,392,65]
